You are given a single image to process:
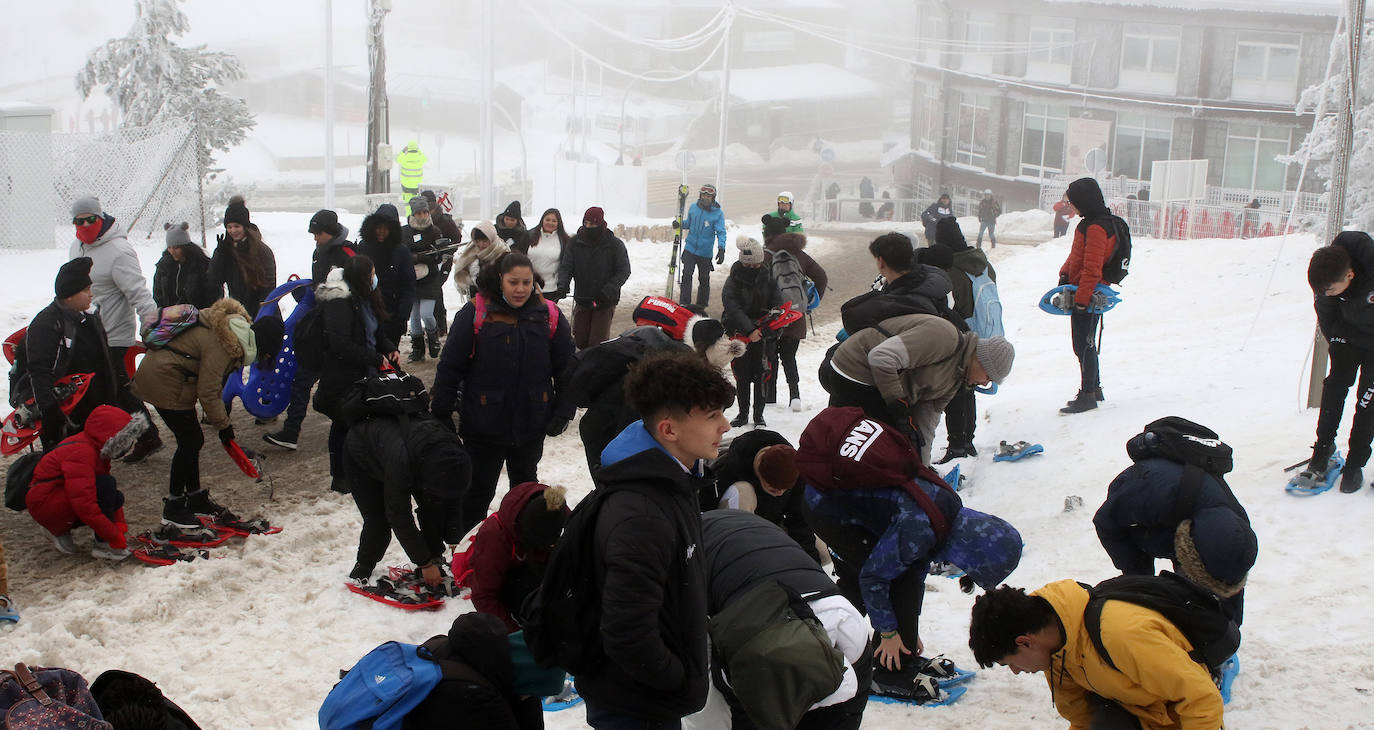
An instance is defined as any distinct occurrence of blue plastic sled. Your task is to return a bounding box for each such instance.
[222,277,315,420]
[1285,451,1344,496]
[869,684,967,708]
[993,442,1044,462]
[1039,283,1121,315]
[1218,654,1239,704]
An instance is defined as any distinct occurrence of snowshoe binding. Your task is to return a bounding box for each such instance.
[1286,450,1344,496]
[201,515,281,537]
[137,523,229,549]
[132,544,213,567]
[915,655,977,689]
[870,669,967,707]
[994,441,1044,462]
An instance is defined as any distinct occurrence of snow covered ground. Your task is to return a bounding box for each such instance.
[2,216,1371,728]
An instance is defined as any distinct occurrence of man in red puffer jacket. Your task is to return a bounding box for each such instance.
[1058,177,1120,414]
[26,404,146,560]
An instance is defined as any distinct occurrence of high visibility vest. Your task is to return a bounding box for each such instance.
[396,148,427,186]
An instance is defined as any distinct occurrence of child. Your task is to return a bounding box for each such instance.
[721,236,782,427]
[467,482,570,631]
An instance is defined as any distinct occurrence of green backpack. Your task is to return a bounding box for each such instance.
[708,581,846,730]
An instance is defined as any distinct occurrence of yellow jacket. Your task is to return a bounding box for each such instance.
[396,143,427,184]
[1034,579,1224,730]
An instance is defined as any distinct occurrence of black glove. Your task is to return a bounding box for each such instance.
[671,219,681,230]
[715,248,726,265]
[886,399,923,449]
[1058,273,1070,286]
[545,416,571,437]
[215,233,227,248]
[219,426,235,445]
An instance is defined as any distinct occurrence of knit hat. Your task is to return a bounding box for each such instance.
[308,209,340,236]
[55,257,94,299]
[223,195,251,227]
[935,217,968,250]
[754,444,799,492]
[1174,511,1257,598]
[974,336,1015,384]
[421,190,438,205]
[501,200,523,223]
[518,485,569,551]
[408,196,430,214]
[70,196,101,219]
[582,206,606,227]
[250,315,285,367]
[936,507,1023,590]
[690,317,726,351]
[736,235,765,265]
[917,244,954,270]
[164,222,192,248]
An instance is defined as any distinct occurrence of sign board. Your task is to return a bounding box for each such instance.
[1150,159,1208,202]
[1064,118,1112,176]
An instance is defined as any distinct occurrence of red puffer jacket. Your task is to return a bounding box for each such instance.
[26,405,132,548]
[467,481,569,631]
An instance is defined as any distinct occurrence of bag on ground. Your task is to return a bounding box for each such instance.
[0,662,112,730]
[318,642,442,730]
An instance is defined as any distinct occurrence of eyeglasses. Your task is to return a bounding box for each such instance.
[73,215,99,225]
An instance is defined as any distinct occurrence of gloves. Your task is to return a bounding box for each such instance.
[545,416,571,438]
[886,399,923,449]
[219,426,235,445]
[671,219,681,230]
[715,248,726,265]
[215,233,227,248]
[1058,273,1070,286]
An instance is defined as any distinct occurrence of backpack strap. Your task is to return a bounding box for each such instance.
[1081,593,1120,671]
[13,663,55,706]
[545,300,558,340]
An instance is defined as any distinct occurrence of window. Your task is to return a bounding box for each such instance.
[1119,23,1181,95]
[1222,123,1291,191]
[955,93,992,168]
[1113,113,1173,180]
[1233,31,1300,104]
[1027,18,1075,84]
[963,18,996,74]
[917,9,948,67]
[1021,103,1068,177]
[918,84,942,155]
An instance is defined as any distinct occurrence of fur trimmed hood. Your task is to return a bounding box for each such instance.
[195,297,252,362]
[97,410,149,461]
[685,314,745,368]
[1173,513,1255,598]
[315,266,355,303]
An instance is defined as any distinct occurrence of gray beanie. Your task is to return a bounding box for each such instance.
[736,235,765,265]
[70,196,102,219]
[408,195,430,214]
[164,222,192,247]
[974,336,1015,383]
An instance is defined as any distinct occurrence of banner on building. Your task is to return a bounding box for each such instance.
[1064,118,1112,176]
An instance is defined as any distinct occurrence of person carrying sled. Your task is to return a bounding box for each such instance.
[701,428,822,565]
[26,404,147,561]
[677,183,728,309]
[969,581,1225,730]
[920,193,954,245]
[343,410,471,587]
[556,206,631,350]
[929,217,996,462]
[795,407,1023,704]
[764,231,828,412]
[763,191,804,235]
[358,203,416,349]
[1306,232,1374,493]
[131,298,284,528]
[466,482,570,631]
[722,236,784,428]
[209,196,277,319]
[403,196,445,363]
[153,223,217,309]
[408,612,546,729]
[1058,177,1124,414]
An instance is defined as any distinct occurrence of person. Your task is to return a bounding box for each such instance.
[825,181,841,222]
[407,612,546,729]
[358,203,416,349]
[467,482,570,631]
[421,190,462,337]
[26,404,147,561]
[430,252,575,537]
[763,191,804,235]
[452,221,510,299]
[701,429,821,564]
[1242,198,1262,239]
[931,217,995,462]
[1306,233,1374,492]
[1059,177,1124,414]
[968,581,1224,730]
[920,193,954,245]
[495,201,528,247]
[312,255,400,494]
[700,510,871,729]
[822,312,1014,464]
[15,258,123,450]
[343,410,471,586]
[67,195,163,463]
[0,540,14,623]
[396,141,427,197]
[512,208,570,296]
[403,196,444,362]
[133,297,282,526]
[556,206,631,350]
[859,176,876,218]
[722,236,783,428]
[263,209,355,451]
[209,195,277,319]
[763,231,827,411]
[795,407,1023,703]
[875,192,895,222]
[575,350,734,728]
[677,184,728,309]
[152,223,217,308]
[839,233,952,336]
[976,189,1000,249]
[1052,192,1074,239]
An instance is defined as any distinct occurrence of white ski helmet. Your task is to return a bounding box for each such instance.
[777,191,794,204]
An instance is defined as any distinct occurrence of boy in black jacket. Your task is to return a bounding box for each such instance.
[721,235,782,427]
[703,428,821,565]
[577,351,735,728]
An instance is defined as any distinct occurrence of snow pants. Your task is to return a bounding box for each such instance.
[1317,341,1374,468]
[679,251,714,309]
[155,407,203,497]
[1070,309,1102,393]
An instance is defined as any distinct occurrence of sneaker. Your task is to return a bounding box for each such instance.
[0,595,18,624]
[1340,466,1364,493]
[186,489,238,522]
[91,540,131,561]
[262,430,299,450]
[730,412,749,428]
[790,398,803,412]
[1060,393,1099,414]
[753,414,767,427]
[122,434,164,464]
[161,496,200,530]
[50,532,77,555]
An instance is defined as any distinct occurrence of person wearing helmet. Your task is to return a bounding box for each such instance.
[764,192,803,235]
[396,141,427,197]
[677,183,728,309]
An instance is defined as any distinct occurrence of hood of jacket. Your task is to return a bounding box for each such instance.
[317,225,352,254]
[950,247,992,278]
[196,297,253,363]
[764,232,807,256]
[79,405,145,460]
[315,266,354,303]
[446,612,516,695]
[888,266,953,301]
[493,481,568,553]
[1066,178,1108,219]
[359,211,403,248]
[601,419,693,472]
[934,507,1022,589]
[935,217,970,251]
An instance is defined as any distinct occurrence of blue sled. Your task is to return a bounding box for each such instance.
[994,442,1044,462]
[1218,654,1239,704]
[1285,451,1343,496]
[222,277,315,420]
[1039,283,1121,315]
[870,684,967,708]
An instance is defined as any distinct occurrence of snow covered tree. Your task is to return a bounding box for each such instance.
[75,0,255,175]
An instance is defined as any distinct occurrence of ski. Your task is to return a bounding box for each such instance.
[993,441,1044,462]
[1285,451,1343,496]
[665,184,690,298]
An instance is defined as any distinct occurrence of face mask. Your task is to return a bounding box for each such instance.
[75,220,101,244]
[370,274,379,291]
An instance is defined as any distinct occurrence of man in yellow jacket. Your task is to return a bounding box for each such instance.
[396,141,427,196]
[968,580,1224,729]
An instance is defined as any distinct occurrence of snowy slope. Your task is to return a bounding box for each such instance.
[2,219,1371,728]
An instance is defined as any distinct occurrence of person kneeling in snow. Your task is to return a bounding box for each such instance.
[26,405,147,560]
[466,482,570,631]
[408,612,547,729]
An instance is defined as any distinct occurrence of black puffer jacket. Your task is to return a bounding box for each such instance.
[556,227,631,309]
[403,219,446,301]
[153,245,219,309]
[358,210,416,343]
[721,260,783,337]
[311,271,395,418]
[706,429,821,565]
[1316,231,1374,347]
[700,510,836,616]
[18,301,118,436]
[406,613,544,730]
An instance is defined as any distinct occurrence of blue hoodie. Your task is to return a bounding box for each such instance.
[681,200,727,259]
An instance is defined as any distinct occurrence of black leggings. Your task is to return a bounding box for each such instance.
[943,387,976,447]
[461,438,544,537]
[1070,309,1102,392]
[155,407,203,497]
[768,335,802,392]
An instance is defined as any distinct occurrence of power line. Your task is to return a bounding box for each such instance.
[556,2,730,51]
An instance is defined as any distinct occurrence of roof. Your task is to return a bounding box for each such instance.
[703,63,883,104]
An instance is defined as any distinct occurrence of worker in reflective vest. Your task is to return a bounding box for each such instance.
[396,141,428,196]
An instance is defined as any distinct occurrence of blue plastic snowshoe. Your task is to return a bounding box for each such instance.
[1286,451,1344,496]
[543,678,583,712]
[1217,654,1240,704]
[222,277,315,420]
[941,464,967,492]
[994,441,1044,462]
[1039,283,1122,315]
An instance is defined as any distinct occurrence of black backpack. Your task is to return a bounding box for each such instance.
[1081,571,1241,672]
[4,442,71,512]
[1125,417,1245,521]
[292,304,327,372]
[337,369,430,425]
[1085,214,1132,284]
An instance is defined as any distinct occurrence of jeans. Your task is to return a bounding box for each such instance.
[1317,341,1374,468]
[155,407,203,497]
[409,298,437,337]
[678,251,713,309]
[977,221,996,246]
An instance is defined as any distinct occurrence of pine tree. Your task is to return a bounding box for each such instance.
[75,0,255,175]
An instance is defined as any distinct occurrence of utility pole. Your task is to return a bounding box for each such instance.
[479,0,494,220]
[323,0,335,208]
[714,5,734,193]
[365,0,392,195]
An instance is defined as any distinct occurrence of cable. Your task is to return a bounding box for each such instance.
[555,3,729,51]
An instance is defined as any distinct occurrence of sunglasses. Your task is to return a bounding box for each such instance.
[73,215,100,225]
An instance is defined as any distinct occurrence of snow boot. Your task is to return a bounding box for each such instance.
[1065,388,1105,406]
[186,488,238,523]
[1310,441,1335,474]
[91,539,131,561]
[50,532,77,555]
[1060,392,1099,414]
[1340,465,1364,493]
[935,443,977,464]
[426,329,441,358]
[161,495,200,530]
[408,334,426,363]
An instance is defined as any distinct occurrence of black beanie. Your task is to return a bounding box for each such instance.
[761,213,788,240]
[224,195,251,227]
[55,257,94,299]
[918,244,954,270]
[518,486,568,551]
[250,315,285,367]
[935,217,968,250]
[501,201,523,222]
[308,209,340,236]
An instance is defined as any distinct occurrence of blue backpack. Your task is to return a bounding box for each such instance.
[318,642,442,730]
[965,270,1004,338]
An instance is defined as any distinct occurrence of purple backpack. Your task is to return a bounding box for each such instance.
[0,663,111,729]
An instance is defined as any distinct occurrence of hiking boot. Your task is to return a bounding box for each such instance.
[753,413,767,427]
[1060,393,1099,414]
[161,496,200,530]
[349,561,375,584]
[936,443,977,464]
[50,532,77,555]
[1065,388,1106,406]
[408,334,426,363]
[426,329,441,359]
[262,430,299,450]
[91,540,131,561]
[186,489,238,522]
[122,434,163,464]
[1310,441,1335,474]
[730,412,749,428]
[1340,465,1364,493]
